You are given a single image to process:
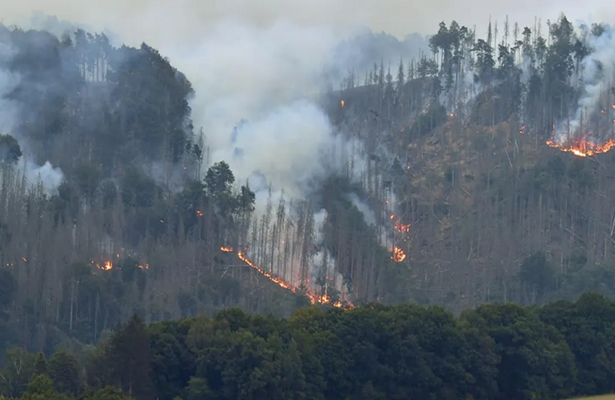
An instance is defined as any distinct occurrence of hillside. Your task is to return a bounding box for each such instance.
[0,13,614,359]
[321,16,615,312]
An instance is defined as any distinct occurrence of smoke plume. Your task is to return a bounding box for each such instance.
[569,24,615,134]
[0,36,64,193]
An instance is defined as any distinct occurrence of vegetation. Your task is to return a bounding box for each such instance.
[334,15,615,310]
[1,12,615,400]
[1,293,615,400]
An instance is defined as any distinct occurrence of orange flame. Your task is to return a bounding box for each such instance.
[390,214,410,233]
[222,247,352,309]
[391,247,406,262]
[394,220,410,232]
[196,209,203,217]
[340,99,345,107]
[547,122,615,157]
[546,135,615,157]
[95,261,113,271]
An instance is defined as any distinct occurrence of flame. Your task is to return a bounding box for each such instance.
[138,263,149,270]
[391,247,406,262]
[519,125,526,135]
[94,261,113,271]
[546,134,615,157]
[547,121,615,157]
[196,209,203,217]
[390,214,410,232]
[221,246,352,309]
[394,220,411,232]
[340,99,345,107]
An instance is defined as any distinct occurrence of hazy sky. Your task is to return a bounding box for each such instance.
[0,0,612,46]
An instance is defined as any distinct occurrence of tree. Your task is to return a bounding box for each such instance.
[205,161,235,198]
[20,374,67,400]
[105,315,152,400]
[47,349,81,396]
[33,353,47,377]
[395,58,405,93]
[0,134,22,165]
[0,347,35,398]
[83,386,134,400]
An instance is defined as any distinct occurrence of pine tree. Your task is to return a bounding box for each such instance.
[396,58,405,92]
[34,352,47,376]
[106,315,152,400]
[48,349,81,396]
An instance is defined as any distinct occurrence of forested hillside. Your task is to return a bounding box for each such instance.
[3,293,615,400]
[326,15,615,311]
[1,12,615,368]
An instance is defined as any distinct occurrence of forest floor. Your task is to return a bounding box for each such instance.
[566,396,615,400]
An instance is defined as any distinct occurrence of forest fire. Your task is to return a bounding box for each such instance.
[394,220,411,232]
[390,214,410,232]
[340,99,344,107]
[546,134,615,157]
[221,246,352,309]
[391,247,406,262]
[95,261,113,271]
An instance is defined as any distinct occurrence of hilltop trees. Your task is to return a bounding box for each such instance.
[6,296,615,399]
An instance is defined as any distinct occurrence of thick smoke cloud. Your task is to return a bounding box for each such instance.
[570,25,615,131]
[0,1,608,201]
[0,35,64,194]
[0,0,605,41]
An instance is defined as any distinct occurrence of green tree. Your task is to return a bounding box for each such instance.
[205,161,235,198]
[106,315,152,400]
[0,347,35,398]
[47,349,81,396]
[20,374,67,400]
[0,134,22,165]
[83,386,134,400]
[33,353,47,377]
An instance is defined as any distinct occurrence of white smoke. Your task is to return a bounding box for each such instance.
[22,160,64,194]
[566,24,615,136]
[348,193,376,226]
[312,208,343,293]
[0,42,64,194]
[185,19,357,216]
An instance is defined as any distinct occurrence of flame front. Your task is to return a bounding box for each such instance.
[94,261,113,271]
[546,134,615,157]
[547,115,615,157]
[391,247,406,262]
[340,99,345,107]
[222,247,352,309]
[390,214,410,232]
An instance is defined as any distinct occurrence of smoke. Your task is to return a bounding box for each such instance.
[22,160,64,194]
[567,24,615,135]
[348,193,377,226]
[0,36,64,193]
[312,208,343,293]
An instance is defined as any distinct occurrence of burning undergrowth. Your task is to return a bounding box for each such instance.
[546,24,615,157]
